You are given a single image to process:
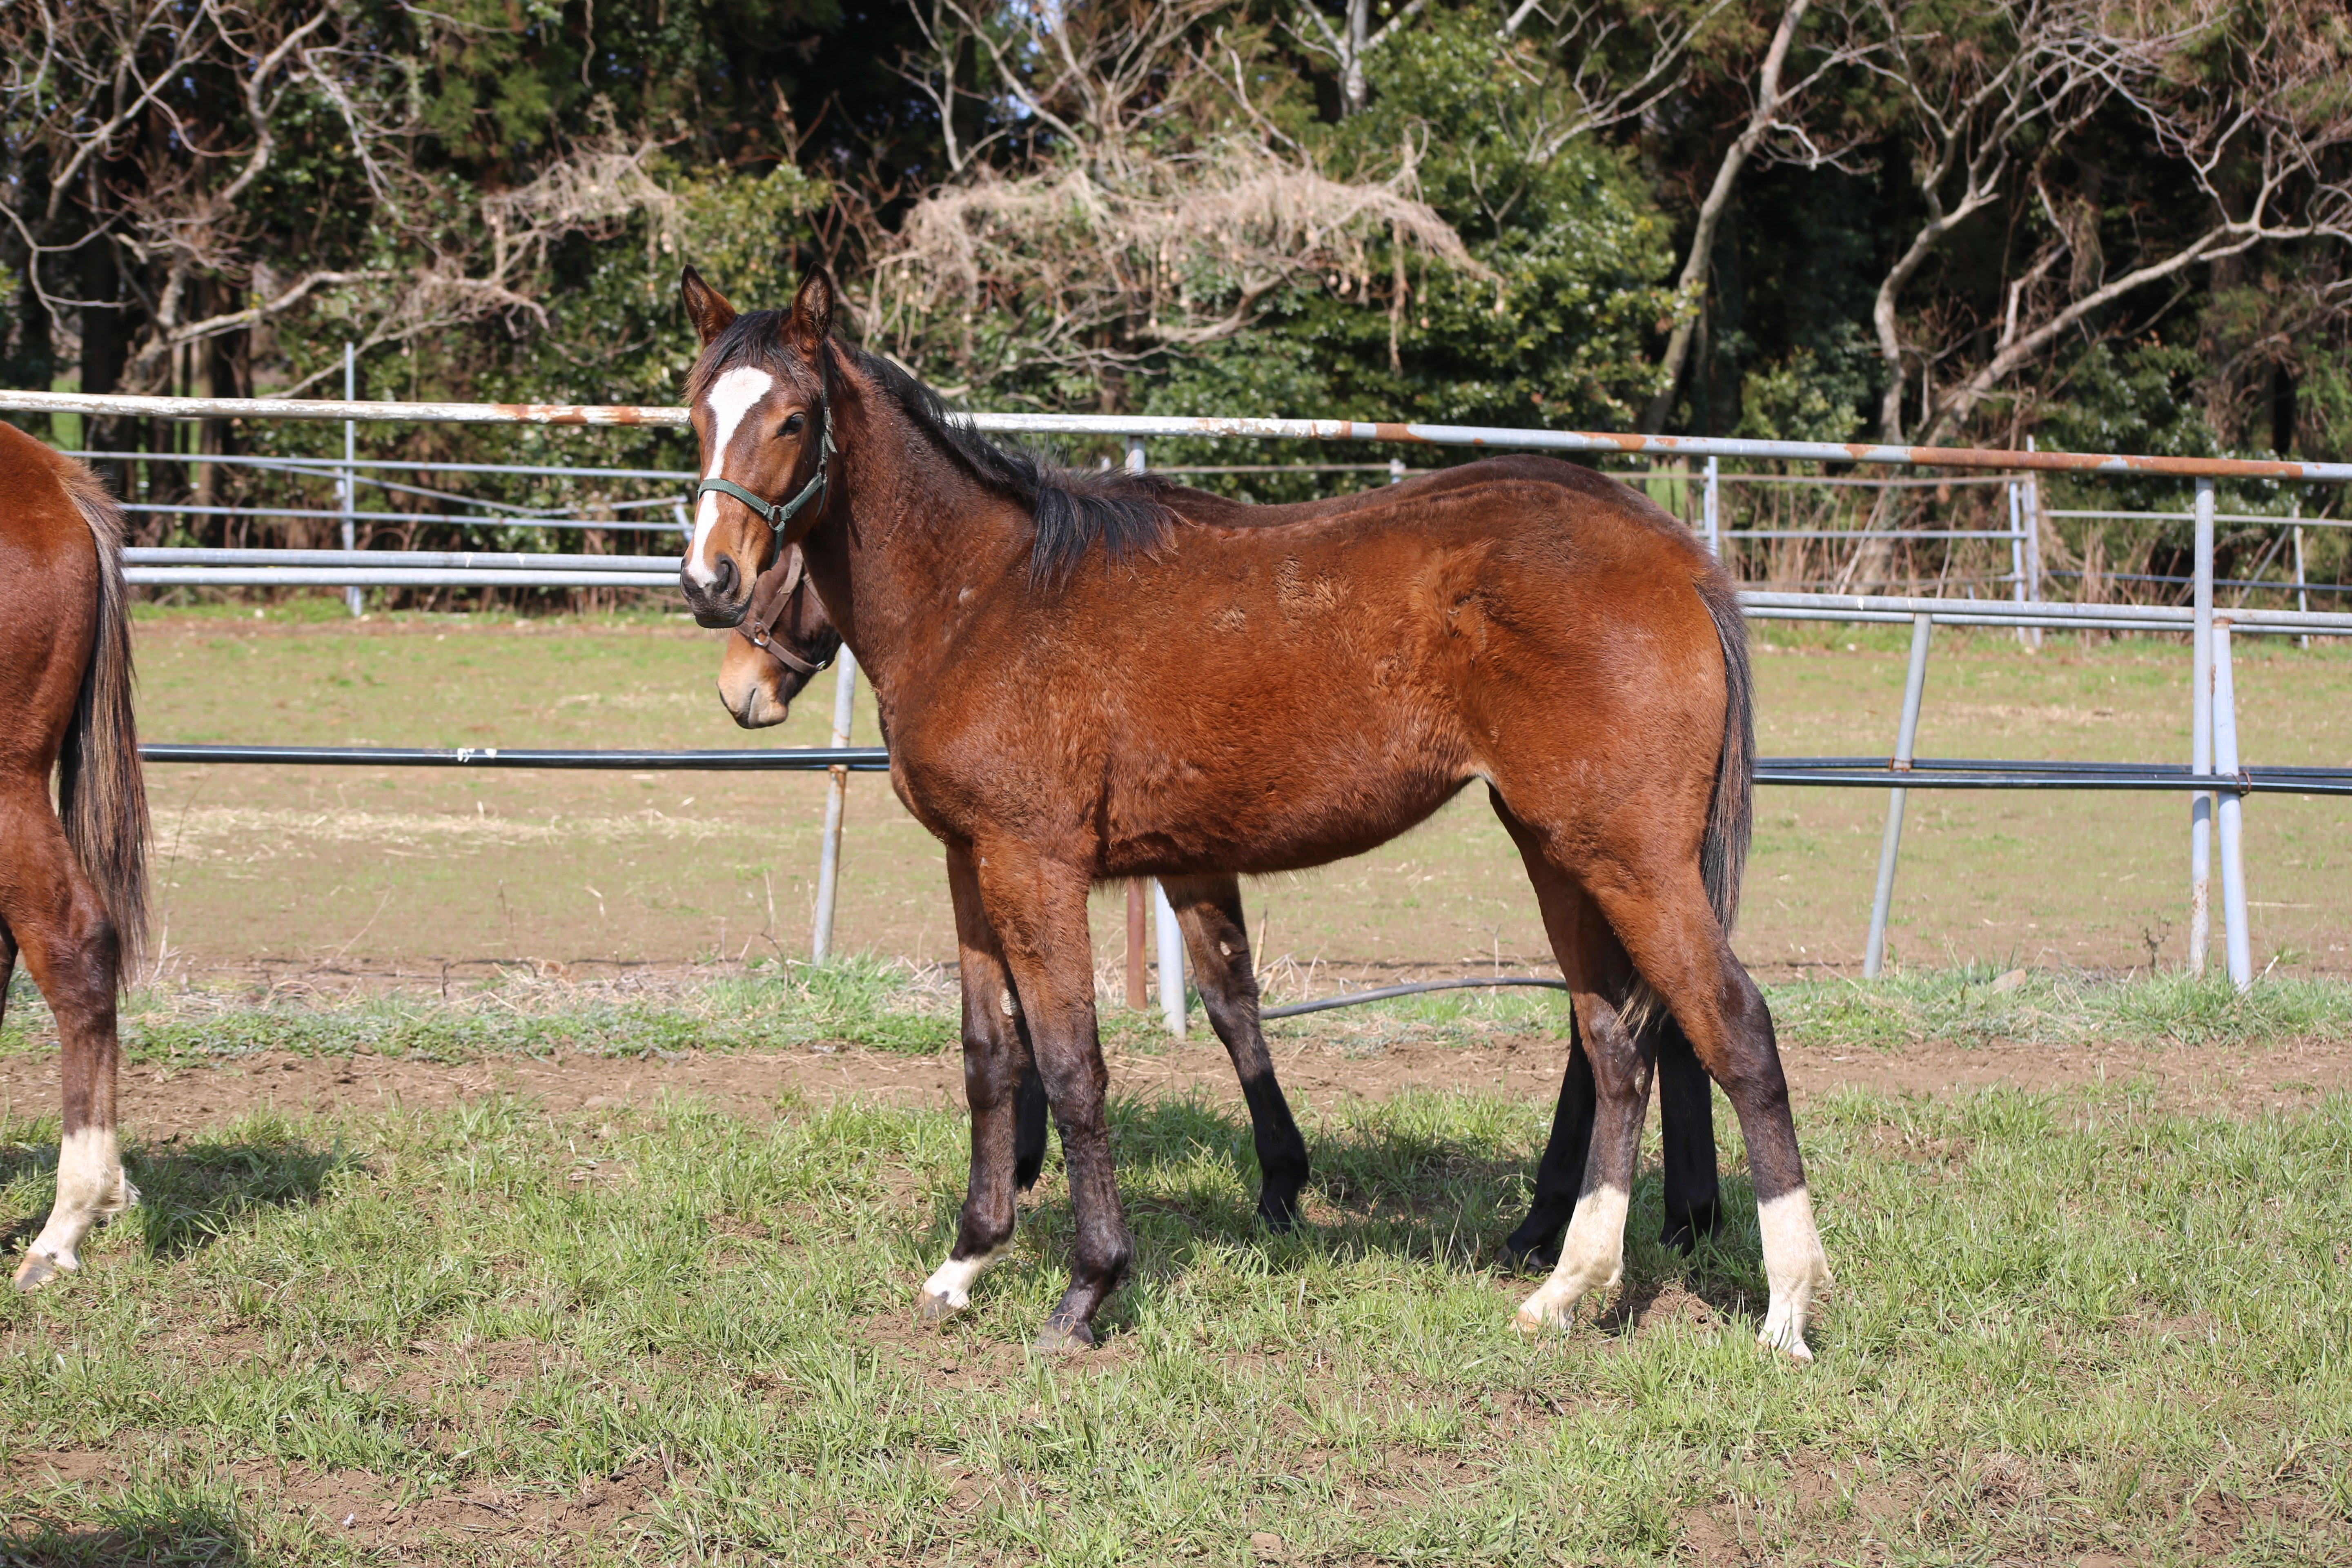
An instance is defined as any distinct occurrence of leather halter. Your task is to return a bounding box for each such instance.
[733,545,833,676]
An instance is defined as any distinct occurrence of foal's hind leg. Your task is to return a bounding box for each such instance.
[1163,874,1310,1227]
[1500,852,1656,1332]
[1503,1013,1720,1268]
[4,797,134,1291]
[1583,870,1831,1360]
[917,845,1037,1322]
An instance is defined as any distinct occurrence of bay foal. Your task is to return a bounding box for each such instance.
[0,423,150,1291]
[680,269,1828,1356]
[717,542,1729,1261]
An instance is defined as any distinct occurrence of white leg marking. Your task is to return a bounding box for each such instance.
[14,1127,136,1290]
[999,987,1017,1019]
[919,1246,1001,1318]
[686,367,776,587]
[1756,1187,1831,1362]
[1514,1182,1629,1332]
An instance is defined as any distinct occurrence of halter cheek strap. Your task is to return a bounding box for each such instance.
[734,546,833,676]
[696,398,835,540]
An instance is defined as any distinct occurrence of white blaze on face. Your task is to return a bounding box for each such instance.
[687,366,777,588]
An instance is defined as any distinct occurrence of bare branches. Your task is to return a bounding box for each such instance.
[1287,1,1429,119]
[1641,0,1876,432]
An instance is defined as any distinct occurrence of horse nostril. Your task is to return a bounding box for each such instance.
[712,556,739,599]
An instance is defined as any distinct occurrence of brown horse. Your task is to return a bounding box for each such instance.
[718,543,1730,1260]
[0,422,150,1291]
[679,268,1829,1357]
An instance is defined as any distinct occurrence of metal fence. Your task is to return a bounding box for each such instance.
[9,385,2352,1018]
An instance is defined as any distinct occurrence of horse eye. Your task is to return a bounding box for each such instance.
[782,412,807,437]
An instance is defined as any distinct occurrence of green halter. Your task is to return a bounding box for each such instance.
[697,399,834,539]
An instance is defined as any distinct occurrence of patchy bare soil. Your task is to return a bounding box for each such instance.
[3,1029,2343,1145]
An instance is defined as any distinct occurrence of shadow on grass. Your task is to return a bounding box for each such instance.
[125,1129,354,1259]
[1063,1094,1771,1334]
[0,1498,254,1567]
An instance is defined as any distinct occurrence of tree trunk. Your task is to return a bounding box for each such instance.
[1641,0,1812,434]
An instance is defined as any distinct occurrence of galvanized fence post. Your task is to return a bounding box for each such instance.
[1389,456,1405,485]
[811,648,860,964]
[2293,503,2308,650]
[1126,433,1187,1037]
[2188,477,2216,975]
[1864,611,1934,977]
[2021,437,2043,649]
[341,343,362,617]
[1703,456,1720,556]
[2212,615,2252,991]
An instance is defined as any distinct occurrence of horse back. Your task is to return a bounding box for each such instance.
[888,467,1731,876]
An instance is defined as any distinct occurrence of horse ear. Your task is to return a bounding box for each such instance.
[681,266,737,346]
[787,268,835,357]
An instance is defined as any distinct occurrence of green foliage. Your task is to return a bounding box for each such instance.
[1731,336,1874,444]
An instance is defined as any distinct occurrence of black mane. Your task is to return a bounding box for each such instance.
[690,311,1176,583]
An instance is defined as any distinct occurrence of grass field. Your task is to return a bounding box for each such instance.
[124,601,2352,991]
[2,967,2350,1564]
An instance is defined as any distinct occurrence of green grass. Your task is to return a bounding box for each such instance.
[8,964,2346,1072]
[2,1074,2347,1564]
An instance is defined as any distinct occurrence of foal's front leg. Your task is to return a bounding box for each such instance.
[916,845,1036,1322]
[1162,875,1310,1227]
[971,847,1131,1350]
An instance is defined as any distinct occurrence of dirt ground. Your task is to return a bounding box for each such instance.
[4,1028,2343,1145]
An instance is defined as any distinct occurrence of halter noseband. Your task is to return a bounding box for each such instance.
[733,545,833,676]
[695,395,835,541]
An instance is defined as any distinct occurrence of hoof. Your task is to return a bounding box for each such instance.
[1502,1240,1561,1274]
[11,1250,68,1293]
[1511,1307,1559,1338]
[914,1289,966,1325]
[1031,1317,1096,1354]
[1757,1323,1815,1363]
[1256,1192,1303,1233]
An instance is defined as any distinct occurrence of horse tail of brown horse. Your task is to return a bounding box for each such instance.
[1694,564,1754,936]
[54,464,151,981]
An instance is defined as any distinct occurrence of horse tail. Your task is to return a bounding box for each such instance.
[1693,561,1754,936]
[54,463,151,982]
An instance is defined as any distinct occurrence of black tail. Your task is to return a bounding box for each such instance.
[55,463,151,981]
[1693,564,1754,935]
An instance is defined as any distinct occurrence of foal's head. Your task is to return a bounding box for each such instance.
[678,266,835,628]
[715,543,842,728]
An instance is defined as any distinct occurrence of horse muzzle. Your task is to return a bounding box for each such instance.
[680,553,753,628]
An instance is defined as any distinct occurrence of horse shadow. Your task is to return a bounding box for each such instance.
[0,1128,351,1265]
[0,1500,257,1566]
[942,1091,1772,1337]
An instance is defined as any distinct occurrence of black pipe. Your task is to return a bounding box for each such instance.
[1260,976,1570,1020]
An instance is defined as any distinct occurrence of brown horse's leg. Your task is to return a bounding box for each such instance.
[1653,1016,1724,1251]
[1506,1013,1722,1269]
[0,920,16,1033]
[916,844,1037,1322]
[967,846,1129,1351]
[1163,874,1310,1228]
[1497,842,1657,1333]
[1582,869,1830,1361]
[6,799,133,1292]
[1502,1012,1593,1269]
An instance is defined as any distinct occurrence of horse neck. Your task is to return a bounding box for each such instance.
[797,359,1031,710]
